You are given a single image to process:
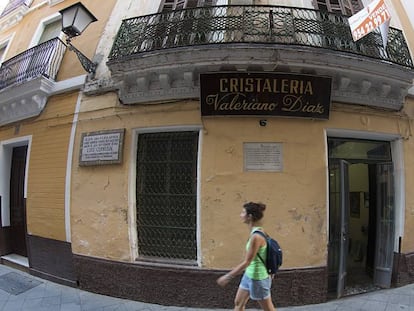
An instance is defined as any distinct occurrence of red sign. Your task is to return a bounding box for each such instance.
[348,0,391,41]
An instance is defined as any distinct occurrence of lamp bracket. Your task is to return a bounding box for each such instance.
[66,40,97,78]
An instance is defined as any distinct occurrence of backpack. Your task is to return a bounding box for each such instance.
[253,231,283,274]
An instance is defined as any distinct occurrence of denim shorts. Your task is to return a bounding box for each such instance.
[239,273,271,300]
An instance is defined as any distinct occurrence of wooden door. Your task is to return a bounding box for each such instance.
[10,146,28,257]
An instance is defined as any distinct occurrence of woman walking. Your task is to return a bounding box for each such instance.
[217,202,276,311]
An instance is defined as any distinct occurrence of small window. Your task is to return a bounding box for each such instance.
[38,18,62,44]
[30,14,63,48]
[136,131,199,262]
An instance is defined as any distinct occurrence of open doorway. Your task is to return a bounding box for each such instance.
[10,146,28,257]
[0,138,30,268]
[344,163,377,295]
[327,138,395,298]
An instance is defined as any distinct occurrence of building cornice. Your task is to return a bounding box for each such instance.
[0,77,52,126]
[0,75,86,126]
[92,44,414,111]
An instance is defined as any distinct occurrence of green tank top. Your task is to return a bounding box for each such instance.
[245,227,269,280]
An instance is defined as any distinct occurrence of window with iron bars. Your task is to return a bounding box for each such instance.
[136,131,199,262]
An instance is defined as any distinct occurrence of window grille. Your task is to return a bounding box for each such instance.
[136,131,199,261]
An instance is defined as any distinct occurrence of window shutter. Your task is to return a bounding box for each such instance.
[175,0,187,9]
[198,0,217,6]
[161,0,176,12]
[314,0,362,15]
[160,0,217,11]
[0,45,6,63]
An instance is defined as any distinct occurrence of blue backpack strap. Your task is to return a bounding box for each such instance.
[252,230,267,268]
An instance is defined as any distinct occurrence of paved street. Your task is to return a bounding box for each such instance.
[0,264,413,310]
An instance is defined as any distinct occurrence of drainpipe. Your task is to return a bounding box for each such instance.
[398,236,402,253]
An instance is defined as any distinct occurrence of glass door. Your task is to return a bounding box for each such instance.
[337,160,350,298]
[374,163,395,288]
[328,138,395,297]
[328,159,350,298]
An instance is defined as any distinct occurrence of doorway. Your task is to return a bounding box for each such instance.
[10,146,28,257]
[327,138,395,298]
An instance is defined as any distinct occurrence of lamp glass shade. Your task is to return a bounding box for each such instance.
[59,2,97,38]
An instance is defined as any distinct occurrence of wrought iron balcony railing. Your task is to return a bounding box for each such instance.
[0,37,66,91]
[108,5,413,69]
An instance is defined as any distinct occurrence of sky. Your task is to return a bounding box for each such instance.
[0,0,7,14]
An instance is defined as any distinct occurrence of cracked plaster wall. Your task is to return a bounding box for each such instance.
[70,94,414,269]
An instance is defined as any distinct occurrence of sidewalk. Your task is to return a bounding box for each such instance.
[0,264,413,310]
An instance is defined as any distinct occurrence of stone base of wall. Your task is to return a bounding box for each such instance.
[274,267,328,306]
[28,235,77,287]
[393,252,414,286]
[0,232,76,287]
[73,254,327,308]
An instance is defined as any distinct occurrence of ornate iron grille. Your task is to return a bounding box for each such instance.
[136,131,198,261]
[108,5,413,69]
[0,38,66,91]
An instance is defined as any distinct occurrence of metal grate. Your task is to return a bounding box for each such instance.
[136,131,198,261]
[108,5,413,69]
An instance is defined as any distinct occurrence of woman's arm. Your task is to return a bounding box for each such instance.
[216,234,265,287]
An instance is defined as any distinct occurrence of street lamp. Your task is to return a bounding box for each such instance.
[59,2,98,77]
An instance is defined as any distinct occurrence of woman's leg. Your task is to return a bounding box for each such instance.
[234,287,250,311]
[257,296,276,311]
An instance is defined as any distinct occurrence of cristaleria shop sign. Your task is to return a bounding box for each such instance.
[200,72,332,120]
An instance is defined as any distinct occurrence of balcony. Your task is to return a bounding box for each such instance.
[108,5,412,68]
[0,38,66,126]
[102,5,414,110]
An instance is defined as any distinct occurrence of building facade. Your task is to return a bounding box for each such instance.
[1,0,414,308]
[0,0,116,285]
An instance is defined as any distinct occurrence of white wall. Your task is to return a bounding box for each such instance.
[94,0,161,78]
[401,0,414,27]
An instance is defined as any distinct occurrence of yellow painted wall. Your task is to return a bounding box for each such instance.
[56,0,117,80]
[70,92,414,269]
[70,94,203,260]
[70,94,130,259]
[26,92,79,240]
[0,0,117,242]
[200,116,327,268]
[0,92,78,241]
